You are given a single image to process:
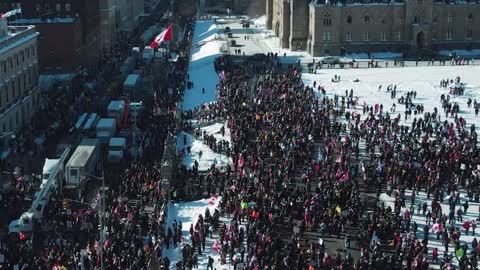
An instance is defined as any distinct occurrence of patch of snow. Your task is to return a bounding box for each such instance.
[253,15,266,26]
[200,122,231,145]
[182,21,226,111]
[164,197,233,269]
[176,131,232,172]
[302,65,480,132]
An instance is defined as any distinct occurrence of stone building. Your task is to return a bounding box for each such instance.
[1,0,101,72]
[0,16,41,132]
[266,0,480,56]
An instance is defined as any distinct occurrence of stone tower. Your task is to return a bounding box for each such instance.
[405,0,434,52]
[289,0,310,50]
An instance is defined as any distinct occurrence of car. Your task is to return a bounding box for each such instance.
[224,27,231,33]
[321,56,341,65]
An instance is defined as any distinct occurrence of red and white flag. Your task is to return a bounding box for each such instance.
[150,24,172,48]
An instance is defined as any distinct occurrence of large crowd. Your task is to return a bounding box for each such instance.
[4,9,480,270]
[169,40,480,270]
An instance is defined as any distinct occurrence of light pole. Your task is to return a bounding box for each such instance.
[86,163,107,270]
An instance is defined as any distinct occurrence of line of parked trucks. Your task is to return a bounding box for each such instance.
[8,99,143,236]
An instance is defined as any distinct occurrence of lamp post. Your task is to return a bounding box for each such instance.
[86,162,107,270]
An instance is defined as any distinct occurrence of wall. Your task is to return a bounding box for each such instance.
[289,0,309,50]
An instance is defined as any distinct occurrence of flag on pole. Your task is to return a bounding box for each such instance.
[2,8,22,18]
[150,24,172,48]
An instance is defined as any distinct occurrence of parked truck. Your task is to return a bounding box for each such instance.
[107,137,127,163]
[96,118,117,140]
[9,147,71,236]
[65,139,100,197]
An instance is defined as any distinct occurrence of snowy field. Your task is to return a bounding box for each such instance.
[182,20,225,111]
[303,65,480,268]
[303,65,480,131]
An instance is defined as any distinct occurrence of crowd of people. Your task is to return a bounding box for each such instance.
[169,39,480,270]
[0,9,198,270]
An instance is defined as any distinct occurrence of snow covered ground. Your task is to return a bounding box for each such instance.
[182,21,225,111]
[303,65,480,131]
[163,197,231,269]
[176,129,232,172]
[302,65,480,268]
[380,191,480,269]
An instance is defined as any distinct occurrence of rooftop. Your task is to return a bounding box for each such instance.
[11,17,76,24]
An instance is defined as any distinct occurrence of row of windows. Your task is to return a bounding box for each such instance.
[321,30,472,41]
[35,3,71,13]
[1,46,36,80]
[0,66,37,110]
[0,98,34,133]
[323,13,474,25]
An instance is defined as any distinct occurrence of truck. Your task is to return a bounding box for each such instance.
[9,147,71,235]
[65,138,100,191]
[107,137,127,163]
[40,158,64,192]
[107,100,126,125]
[123,74,141,98]
[96,118,117,139]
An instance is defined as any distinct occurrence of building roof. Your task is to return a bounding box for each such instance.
[11,17,76,24]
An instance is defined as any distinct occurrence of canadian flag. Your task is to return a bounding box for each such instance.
[150,24,172,48]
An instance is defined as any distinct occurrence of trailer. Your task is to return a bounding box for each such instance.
[65,138,100,189]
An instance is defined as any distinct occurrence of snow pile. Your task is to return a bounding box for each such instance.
[183,21,225,111]
[176,130,232,172]
[253,15,266,26]
[163,197,229,269]
[200,122,231,145]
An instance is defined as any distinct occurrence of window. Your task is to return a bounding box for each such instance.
[15,54,19,66]
[381,32,388,41]
[433,16,438,23]
[364,32,369,41]
[347,15,352,24]
[414,16,419,23]
[21,51,24,63]
[346,32,352,41]
[56,3,61,12]
[432,31,437,40]
[446,30,453,40]
[468,14,473,22]
[44,3,50,11]
[2,61,5,73]
[323,14,332,26]
[448,15,453,23]
[65,3,71,12]
[323,32,331,41]
[467,29,473,39]
[11,81,15,100]
[381,16,387,24]
[364,15,370,24]
[36,3,41,12]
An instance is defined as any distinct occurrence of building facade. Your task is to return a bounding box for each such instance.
[267,0,480,56]
[0,17,41,132]
[1,0,101,72]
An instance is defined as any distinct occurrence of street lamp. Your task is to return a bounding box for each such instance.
[86,166,107,270]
